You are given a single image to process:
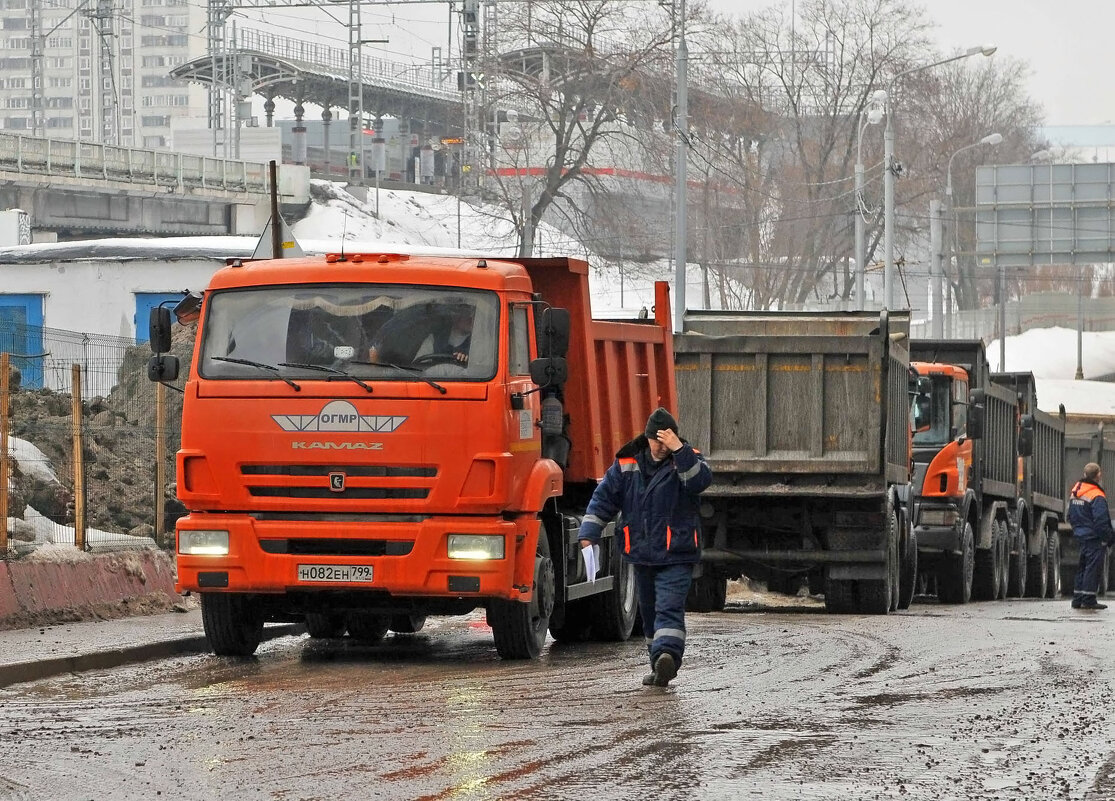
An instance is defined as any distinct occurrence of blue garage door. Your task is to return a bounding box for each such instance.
[0,294,45,388]
[134,292,186,345]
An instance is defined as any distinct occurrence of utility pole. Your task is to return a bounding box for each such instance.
[672,0,688,333]
[930,199,943,338]
[89,0,119,146]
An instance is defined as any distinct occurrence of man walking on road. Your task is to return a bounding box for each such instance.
[1068,462,1115,610]
[578,407,712,687]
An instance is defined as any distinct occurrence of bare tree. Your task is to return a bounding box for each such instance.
[481,0,675,258]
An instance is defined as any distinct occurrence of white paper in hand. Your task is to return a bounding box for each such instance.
[581,543,598,583]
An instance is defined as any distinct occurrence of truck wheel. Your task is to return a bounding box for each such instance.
[305,612,346,639]
[201,592,264,657]
[489,526,554,659]
[857,506,899,615]
[390,614,427,634]
[997,523,1011,600]
[550,599,594,642]
[1100,556,1110,597]
[824,577,857,614]
[938,521,974,604]
[897,522,917,610]
[590,557,638,641]
[1044,529,1062,598]
[1008,527,1028,598]
[1025,527,1050,598]
[972,519,1002,601]
[346,613,390,642]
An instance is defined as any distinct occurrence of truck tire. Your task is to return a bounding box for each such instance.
[549,599,594,642]
[972,519,1002,601]
[1044,529,1062,599]
[590,556,638,641]
[305,612,346,639]
[390,614,427,634]
[346,613,389,642]
[1026,527,1050,598]
[824,577,857,614]
[687,573,728,612]
[1100,556,1110,597]
[997,522,1011,600]
[489,526,554,660]
[857,505,899,615]
[938,521,974,604]
[201,592,264,657]
[1008,526,1028,598]
[897,522,917,610]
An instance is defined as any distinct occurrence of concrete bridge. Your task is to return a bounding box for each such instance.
[0,132,310,241]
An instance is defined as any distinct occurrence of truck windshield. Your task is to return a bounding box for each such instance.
[912,376,952,446]
[198,284,499,382]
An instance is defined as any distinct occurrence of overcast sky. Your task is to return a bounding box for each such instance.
[241,0,1112,127]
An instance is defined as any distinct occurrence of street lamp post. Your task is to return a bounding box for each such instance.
[855,90,887,310]
[942,132,1003,338]
[883,44,997,309]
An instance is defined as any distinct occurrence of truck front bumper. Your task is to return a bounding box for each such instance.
[175,513,523,601]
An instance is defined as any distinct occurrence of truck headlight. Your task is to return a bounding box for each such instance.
[179,530,230,556]
[447,534,505,560]
[919,509,959,527]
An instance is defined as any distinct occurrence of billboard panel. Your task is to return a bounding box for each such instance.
[975,163,1115,267]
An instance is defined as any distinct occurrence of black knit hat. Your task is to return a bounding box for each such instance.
[645,407,679,439]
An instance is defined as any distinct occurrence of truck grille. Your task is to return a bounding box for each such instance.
[241,463,436,500]
[259,538,414,556]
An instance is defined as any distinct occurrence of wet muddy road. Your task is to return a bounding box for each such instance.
[2,598,1114,801]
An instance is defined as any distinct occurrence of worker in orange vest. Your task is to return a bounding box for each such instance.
[1068,462,1115,610]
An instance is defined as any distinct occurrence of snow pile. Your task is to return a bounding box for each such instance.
[988,327,1115,379]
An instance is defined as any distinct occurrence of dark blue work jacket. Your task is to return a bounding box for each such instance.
[578,436,712,566]
[1068,480,1115,544]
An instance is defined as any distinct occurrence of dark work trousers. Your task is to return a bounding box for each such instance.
[633,563,693,668]
[1074,537,1108,603]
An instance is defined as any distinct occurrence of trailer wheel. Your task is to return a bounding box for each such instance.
[972,519,1003,601]
[857,505,899,615]
[897,522,918,610]
[489,525,554,660]
[305,612,346,639]
[1100,556,1110,598]
[1025,526,1049,598]
[1044,529,1062,599]
[687,573,728,612]
[347,613,390,642]
[997,522,1011,600]
[1008,526,1028,598]
[939,521,974,604]
[590,555,638,640]
[201,592,264,657]
[823,577,857,614]
[390,614,427,634]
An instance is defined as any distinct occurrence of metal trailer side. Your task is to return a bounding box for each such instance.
[674,310,911,614]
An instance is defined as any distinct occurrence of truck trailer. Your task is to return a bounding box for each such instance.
[673,310,916,615]
[147,253,676,658]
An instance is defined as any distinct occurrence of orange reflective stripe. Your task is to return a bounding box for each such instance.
[666,526,672,550]
[624,525,630,553]
[694,531,698,548]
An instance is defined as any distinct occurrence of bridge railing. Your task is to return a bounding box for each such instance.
[0,132,271,194]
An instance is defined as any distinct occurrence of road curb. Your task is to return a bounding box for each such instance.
[0,623,305,690]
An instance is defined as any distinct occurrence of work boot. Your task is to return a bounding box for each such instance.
[641,673,656,686]
[1079,601,1108,610]
[1072,596,1083,609]
[650,652,678,687]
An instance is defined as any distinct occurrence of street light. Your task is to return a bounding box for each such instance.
[938,132,1003,337]
[883,44,997,309]
[855,89,887,310]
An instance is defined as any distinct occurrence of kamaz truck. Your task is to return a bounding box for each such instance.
[147,253,676,658]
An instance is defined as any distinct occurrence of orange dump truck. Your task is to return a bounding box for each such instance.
[146,253,675,658]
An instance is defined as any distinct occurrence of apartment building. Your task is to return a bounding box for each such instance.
[0,0,207,148]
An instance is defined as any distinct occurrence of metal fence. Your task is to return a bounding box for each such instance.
[0,325,178,558]
[911,293,1115,342]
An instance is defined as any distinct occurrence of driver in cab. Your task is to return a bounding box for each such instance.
[415,303,473,365]
[367,302,474,366]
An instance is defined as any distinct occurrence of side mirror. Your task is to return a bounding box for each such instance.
[147,354,180,383]
[530,356,568,387]
[149,306,172,354]
[538,307,570,358]
[968,390,986,441]
[1018,414,1035,457]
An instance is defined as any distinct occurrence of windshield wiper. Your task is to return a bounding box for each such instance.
[211,356,301,391]
[350,360,447,394]
[279,362,373,393]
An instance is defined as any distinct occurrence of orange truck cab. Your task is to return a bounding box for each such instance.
[908,340,1047,604]
[147,253,676,659]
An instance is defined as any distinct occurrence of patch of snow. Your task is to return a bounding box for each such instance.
[8,436,58,484]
